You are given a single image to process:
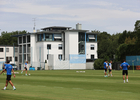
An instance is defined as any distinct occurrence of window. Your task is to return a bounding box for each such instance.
[6,48,9,52]
[23,36,26,43]
[0,48,3,52]
[91,45,94,50]
[19,37,22,44]
[47,44,51,50]
[58,44,62,50]
[27,35,30,43]
[54,34,62,41]
[15,48,18,52]
[91,55,94,60]
[47,54,49,60]
[58,54,62,60]
[0,58,4,59]
[45,34,52,41]
[6,57,12,61]
[15,57,18,61]
[88,35,96,42]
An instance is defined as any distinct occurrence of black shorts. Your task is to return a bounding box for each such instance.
[109,69,112,72]
[6,75,11,81]
[104,69,107,72]
[24,67,27,71]
[122,70,128,75]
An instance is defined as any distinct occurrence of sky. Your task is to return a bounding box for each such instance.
[0,0,140,35]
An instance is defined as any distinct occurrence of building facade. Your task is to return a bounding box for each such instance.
[12,24,98,70]
[0,45,19,70]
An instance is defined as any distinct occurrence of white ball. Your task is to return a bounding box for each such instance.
[29,73,30,75]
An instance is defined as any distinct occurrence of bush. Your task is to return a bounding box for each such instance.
[94,59,104,69]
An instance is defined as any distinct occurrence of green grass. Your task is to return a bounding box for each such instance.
[0,70,140,100]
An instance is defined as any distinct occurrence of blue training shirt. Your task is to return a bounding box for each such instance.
[104,62,107,69]
[4,64,7,66]
[5,64,13,75]
[25,63,27,67]
[120,62,129,70]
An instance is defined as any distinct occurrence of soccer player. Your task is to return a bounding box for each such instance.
[21,61,28,76]
[0,60,16,90]
[120,59,130,83]
[108,60,113,77]
[104,60,108,77]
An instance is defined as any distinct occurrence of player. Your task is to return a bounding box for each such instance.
[0,60,16,90]
[108,60,113,77]
[120,59,130,83]
[104,60,108,77]
[21,61,28,76]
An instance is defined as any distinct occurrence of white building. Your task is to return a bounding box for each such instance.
[0,45,19,70]
[11,24,98,70]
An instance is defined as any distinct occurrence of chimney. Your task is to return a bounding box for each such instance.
[76,23,82,30]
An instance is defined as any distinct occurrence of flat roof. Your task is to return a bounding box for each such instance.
[11,33,31,37]
[41,26,71,30]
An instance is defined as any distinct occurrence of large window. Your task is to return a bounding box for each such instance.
[19,45,22,53]
[27,35,30,43]
[58,44,62,50]
[90,45,94,50]
[19,37,22,44]
[54,34,62,41]
[19,55,22,63]
[0,48,3,52]
[23,36,26,43]
[45,34,52,41]
[78,32,85,54]
[87,34,96,42]
[47,44,51,50]
[15,48,18,52]
[6,57,12,61]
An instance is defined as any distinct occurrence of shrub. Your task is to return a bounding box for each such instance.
[94,59,104,69]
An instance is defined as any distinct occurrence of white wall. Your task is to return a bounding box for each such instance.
[86,42,98,59]
[65,32,69,60]
[69,32,78,54]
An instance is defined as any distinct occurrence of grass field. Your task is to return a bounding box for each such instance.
[0,70,140,100]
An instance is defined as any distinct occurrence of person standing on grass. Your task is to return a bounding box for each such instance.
[108,60,113,77]
[120,59,130,83]
[104,60,108,77]
[0,60,16,90]
[21,61,28,76]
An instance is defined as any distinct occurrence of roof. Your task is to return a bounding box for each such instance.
[41,26,71,30]
[11,33,31,37]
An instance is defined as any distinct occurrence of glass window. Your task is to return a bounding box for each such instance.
[15,57,18,61]
[58,44,62,50]
[19,45,22,53]
[0,58,4,59]
[91,55,94,60]
[54,34,62,41]
[19,55,22,63]
[91,45,94,50]
[0,48,3,52]
[6,48,9,52]
[27,35,30,43]
[58,54,62,60]
[23,36,26,43]
[15,48,18,52]
[19,37,22,44]
[47,44,51,49]
[45,34,52,41]
[88,35,95,42]
[47,54,49,60]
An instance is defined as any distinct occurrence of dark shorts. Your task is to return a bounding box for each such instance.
[24,67,27,71]
[104,69,107,72]
[122,70,128,75]
[6,75,11,81]
[109,69,112,72]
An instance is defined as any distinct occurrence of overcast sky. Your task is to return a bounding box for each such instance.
[0,0,140,35]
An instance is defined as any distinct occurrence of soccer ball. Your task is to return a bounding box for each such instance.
[28,73,31,76]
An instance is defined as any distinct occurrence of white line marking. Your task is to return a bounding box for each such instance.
[73,88,83,90]
[94,89,105,91]
[118,91,132,93]
[54,87,64,88]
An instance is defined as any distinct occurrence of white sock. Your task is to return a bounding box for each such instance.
[13,86,15,88]
[124,80,125,83]
[126,79,128,82]
[4,87,6,89]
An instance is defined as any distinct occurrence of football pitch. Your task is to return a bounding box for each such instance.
[0,70,140,100]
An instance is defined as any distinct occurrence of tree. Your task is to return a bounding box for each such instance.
[134,20,140,31]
